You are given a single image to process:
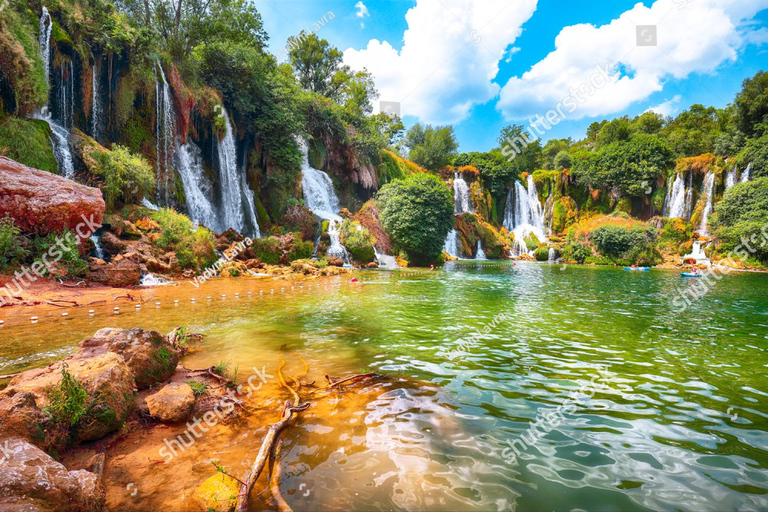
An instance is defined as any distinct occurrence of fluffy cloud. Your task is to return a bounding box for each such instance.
[355,1,369,18]
[344,0,538,124]
[646,95,682,117]
[497,0,768,121]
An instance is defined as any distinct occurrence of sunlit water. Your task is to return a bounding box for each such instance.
[1,263,767,511]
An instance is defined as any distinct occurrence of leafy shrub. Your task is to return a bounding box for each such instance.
[286,237,314,262]
[0,118,57,173]
[185,380,208,397]
[590,225,660,265]
[151,209,217,270]
[45,364,88,427]
[534,247,550,261]
[564,242,591,263]
[92,145,155,207]
[279,205,318,241]
[30,231,89,278]
[378,173,454,265]
[340,220,376,263]
[714,177,768,263]
[0,216,27,270]
[737,135,768,179]
[251,237,282,265]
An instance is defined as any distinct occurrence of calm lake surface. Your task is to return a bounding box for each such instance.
[1,262,767,511]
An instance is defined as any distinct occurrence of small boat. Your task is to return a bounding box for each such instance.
[680,272,703,278]
[624,267,650,271]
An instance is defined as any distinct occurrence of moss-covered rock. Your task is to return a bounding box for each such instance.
[340,220,376,263]
[0,118,57,173]
[551,196,578,234]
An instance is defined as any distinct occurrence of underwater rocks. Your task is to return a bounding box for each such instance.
[0,438,104,512]
[0,156,105,236]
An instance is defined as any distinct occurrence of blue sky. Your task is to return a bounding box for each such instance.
[253,0,768,153]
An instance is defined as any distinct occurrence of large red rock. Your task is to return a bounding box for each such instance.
[0,156,105,235]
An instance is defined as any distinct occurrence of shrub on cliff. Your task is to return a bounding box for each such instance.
[152,209,217,270]
[0,216,26,270]
[279,204,318,241]
[340,220,376,263]
[714,177,768,263]
[0,119,57,173]
[590,224,661,264]
[737,135,768,179]
[378,173,453,265]
[92,145,154,208]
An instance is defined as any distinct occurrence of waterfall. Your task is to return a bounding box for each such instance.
[444,229,460,258]
[544,193,555,235]
[453,173,473,214]
[374,246,398,269]
[684,169,694,219]
[327,218,350,265]
[38,8,52,85]
[91,62,103,141]
[475,241,487,260]
[174,141,219,230]
[698,170,715,237]
[683,241,709,264]
[155,62,176,205]
[741,163,752,183]
[548,247,556,262]
[141,198,160,211]
[664,173,687,218]
[47,121,75,178]
[725,164,738,190]
[217,107,260,237]
[91,234,105,260]
[57,61,74,129]
[503,176,547,256]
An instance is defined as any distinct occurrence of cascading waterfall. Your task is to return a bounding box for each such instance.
[548,247,556,262]
[57,61,74,129]
[300,143,350,263]
[503,176,547,256]
[91,233,105,260]
[741,163,752,183]
[698,170,715,237]
[155,62,177,205]
[174,141,219,230]
[373,246,398,269]
[683,241,709,264]
[684,169,694,219]
[453,173,473,214]
[725,164,738,190]
[217,107,260,237]
[444,229,460,259]
[664,172,687,218]
[91,61,103,141]
[37,8,75,179]
[475,241,487,260]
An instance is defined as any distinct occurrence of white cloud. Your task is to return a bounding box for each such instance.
[355,1,370,19]
[497,0,768,121]
[344,0,538,124]
[646,94,682,117]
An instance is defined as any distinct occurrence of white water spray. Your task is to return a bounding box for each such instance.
[453,173,473,214]
[698,170,715,237]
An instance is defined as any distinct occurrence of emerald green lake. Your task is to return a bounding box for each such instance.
[1,262,767,511]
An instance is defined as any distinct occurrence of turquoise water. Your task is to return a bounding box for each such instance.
[1,262,767,511]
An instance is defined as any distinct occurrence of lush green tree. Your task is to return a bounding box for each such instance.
[377,174,454,265]
[596,117,632,148]
[572,134,674,197]
[541,138,572,169]
[737,135,768,179]
[661,104,721,157]
[734,70,768,138]
[553,150,572,170]
[631,111,665,134]
[714,177,768,263]
[402,124,459,171]
[453,151,513,197]
[590,225,658,262]
[498,124,542,173]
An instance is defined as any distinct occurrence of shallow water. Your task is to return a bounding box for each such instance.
[2,263,768,511]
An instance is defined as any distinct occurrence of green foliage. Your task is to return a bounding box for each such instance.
[0,2,48,115]
[564,242,591,264]
[661,104,722,157]
[31,231,89,277]
[151,208,217,270]
[553,150,572,170]
[185,380,208,397]
[286,237,314,262]
[45,364,88,428]
[714,178,768,263]
[0,118,57,173]
[552,197,578,234]
[453,151,514,197]
[402,123,459,171]
[378,173,454,265]
[734,71,768,138]
[737,135,768,179]
[279,205,318,241]
[590,225,659,264]
[340,220,376,263]
[213,361,239,382]
[91,145,155,207]
[534,246,551,261]
[498,124,543,175]
[0,216,27,270]
[572,134,674,197]
[252,237,282,265]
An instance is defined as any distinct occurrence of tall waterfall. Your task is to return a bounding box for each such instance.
[327,218,350,264]
[217,107,260,237]
[37,8,75,179]
[91,61,103,141]
[503,176,547,256]
[684,169,694,219]
[444,229,460,258]
[664,173,685,218]
[725,164,738,190]
[698,170,715,237]
[155,62,176,205]
[453,173,473,214]
[57,61,74,129]
[174,142,219,230]
[38,8,52,85]
[741,163,752,183]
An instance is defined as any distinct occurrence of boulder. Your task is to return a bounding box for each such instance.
[0,391,47,447]
[144,382,195,423]
[0,156,105,236]
[0,438,105,512]
[78,328,179,390]
[2,353,135,442]
[86,255,142,287]
[98,231,126,255]
[190,473,240,512]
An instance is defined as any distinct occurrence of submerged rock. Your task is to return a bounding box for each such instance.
[0,438,105,512]
[190,473,240,512]
[78,328,179,390]
[0,156,105,236]
[144,382,195,423]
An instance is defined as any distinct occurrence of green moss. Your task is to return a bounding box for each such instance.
[50,18,74,47]
[252,237,282,265]
[254,194,270,229]
[0,4,48,114]
[286,238,314,262]
[340,220,376,263]
[552,197,578,234]
[0,118,57,172]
